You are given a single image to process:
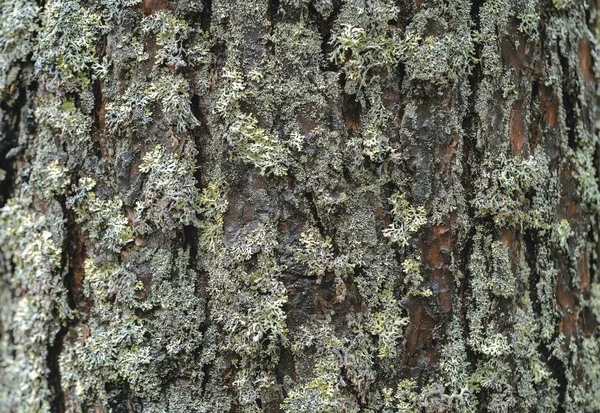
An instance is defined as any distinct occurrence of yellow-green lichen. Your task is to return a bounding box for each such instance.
[70,177,134,253]
[135,144,202,233]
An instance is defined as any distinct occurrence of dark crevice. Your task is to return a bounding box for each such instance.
[266,0,280,55]
[47,325,67,413]
[590,218,599,287]
[523,230,541,314]
[199,361,213,397]
[538,340,567,413]
[90,34,108,161]
[48,193,87,413]
[304,191,327,239]
[189,92,214,267]
[342,90,361,133]
[470,0,484,30]
[188,92,213,405]
[267,0,280,27]
[458,224,477,371]
[183,224,200,271]
[529,81,543,152]
[396,61,406,91]
[190,93,209,187]
[307,0,343,72]
[0,81,30,206]
[558,52,577,150]
[200,0,212,33]
[47,212,71,413]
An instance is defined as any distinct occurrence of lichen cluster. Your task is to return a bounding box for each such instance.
[1,0,600,411]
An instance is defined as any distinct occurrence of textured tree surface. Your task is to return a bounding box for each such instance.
[1,0,600,411]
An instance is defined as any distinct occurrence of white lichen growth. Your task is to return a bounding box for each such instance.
[70,177,134,253]
[227,112,289,176]
[136,144,202,232]
[382,192,427,247]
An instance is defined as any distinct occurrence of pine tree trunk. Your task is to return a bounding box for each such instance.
[1,0,600,411]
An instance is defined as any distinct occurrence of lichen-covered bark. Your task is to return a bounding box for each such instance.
[1,0,600,411]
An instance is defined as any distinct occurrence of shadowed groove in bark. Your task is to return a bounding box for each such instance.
[0,77,32,207]
[303,190,327,240]
[200,0,212,32]
[47,325,67,413]
[308,0,343,72]
[48,191,87,413]
[558,52,577,151]
[88,31,108,164]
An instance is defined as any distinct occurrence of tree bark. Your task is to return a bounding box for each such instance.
[1,0,600,411]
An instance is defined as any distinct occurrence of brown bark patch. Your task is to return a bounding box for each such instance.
[578,37,595,92]
[69,223,90,316]
[298,116,319,134]
[404,303,436,359]
[500,36,534,74]
[499,230,520,267]
[540,86,559,128]
[436,135,460,175]
[556,273,578,340]
[567,201,579,220]
[422,222,453,313]
[142,0,168,14]
[342,93,361,132]
[383,88,400,112]
[579,250,590,296]
[94,99,106,131]
[509,104,528,156]
[433,224,452,252]
[375,205,392,229]
[579,306,597,337]
[143,36,158,75]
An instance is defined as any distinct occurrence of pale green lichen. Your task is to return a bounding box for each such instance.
[106,74,198,135]
[204,219,289,412]
[226,112,290,176]
[59,246,218,410]
[345,87,395,162]
[467,230,516,354]
[367,286,409,359]
[552,218,573,251]
[382,192,427,247]
[294,227,334,282]
[0,196,70,412]
[0,0,39,98]
[472,151,553,230]
[197,181,228,254]
[1,0,598,410]
[34,0,105,90]
[141,11,190,68]
[35,98,92,147]
[30,159,70,199]
[401,257,432,297]
[69,177,134,253]
[330,20,400,92]
[283,324,371,413]
[135,144,202,233]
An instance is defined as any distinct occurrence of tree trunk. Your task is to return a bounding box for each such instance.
[1,0,600,411]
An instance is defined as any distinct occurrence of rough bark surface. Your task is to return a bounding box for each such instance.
[1,0,600,411]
